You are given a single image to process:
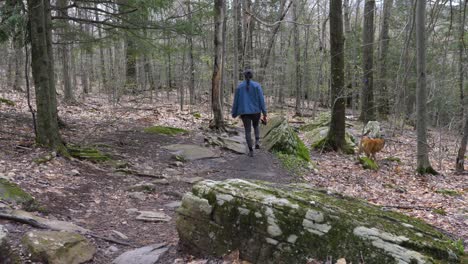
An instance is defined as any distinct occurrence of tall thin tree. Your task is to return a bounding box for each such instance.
[415,0,436,174]
[323,0,349,152]
[211,0,225,130]
[360,0,376,122]
[28,0,67,154]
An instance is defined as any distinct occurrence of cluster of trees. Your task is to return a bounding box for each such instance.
[0,0,466,173]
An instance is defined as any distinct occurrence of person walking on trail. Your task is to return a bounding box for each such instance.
[231,69,267,157]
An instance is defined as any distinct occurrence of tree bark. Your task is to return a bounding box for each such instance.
[187,0,196,105]
[377,0,394,118]
[28,0,66,153]
[415,0,436,174]
[326,0,347,151]
[57,0,74,103]
[455,0,467,172]
[211,0,225,130]
[293,0,302,116]
[360,0,376,122]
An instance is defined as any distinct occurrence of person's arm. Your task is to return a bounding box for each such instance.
[258,85,267,117]
[232,88,240,118]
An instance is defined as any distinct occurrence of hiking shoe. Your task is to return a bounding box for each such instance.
[255,144,260,149]
[248,150,254,157]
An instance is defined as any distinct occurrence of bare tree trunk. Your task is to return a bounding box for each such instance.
[187,0,196,105]
[242,0,252,69]
[326,0,347,151]
[377,0,394,118]
[293,0,302,116]
[257,0,289,82]
[57,0,74,103]
[28,0,66,153]
[13,45,23,92]
[95,6,108,95]
[360,0,375,122]
[455,0,467,172]
[80,50,89,94]
[415,0,436,174]
[232,0,240,96]
[211,0,225,130]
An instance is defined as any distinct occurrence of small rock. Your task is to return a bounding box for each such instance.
[126,183,155,192]
[163,190,184,199]
[128,192,147,201]
[105,245,119,255]
[136,211,171,222]
[165,201,182,209]
[170,161,184,167]
[70,169,80,176]
[336,258,347,264]
[173,258,185,264]
[111,230,129,240]
[151,179,170,185]
[126,208,139,214]
[180,177,204,184]
[113,243,168,264]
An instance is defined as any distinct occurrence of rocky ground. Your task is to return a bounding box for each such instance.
[0,92,466,263]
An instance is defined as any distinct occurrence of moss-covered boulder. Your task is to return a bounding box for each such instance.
[177,179,462,264]
[306,126,356,149]
[300,112,353,132]
[261,117,310,161]
[22,231,96,264]
[0,178,37,210]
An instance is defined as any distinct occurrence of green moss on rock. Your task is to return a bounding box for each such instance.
[67,145,110,162]
[0,178,38,211]
[144,126,188,135]
[262,117,310,162]
[435,189,462,196]
[177,179,462,264]
[0,97,15,106]
[359,157,379,170]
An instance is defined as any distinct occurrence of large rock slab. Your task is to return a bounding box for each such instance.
[260,117,310,161]
[176,179,462,264]
[163,144,218,161]
[0,178,37,210]
[205,134,247,154]
[11,210,90,233]
[22,231,96,264]
[112,243,168,264]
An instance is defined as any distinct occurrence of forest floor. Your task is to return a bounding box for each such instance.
[0,91,467,263]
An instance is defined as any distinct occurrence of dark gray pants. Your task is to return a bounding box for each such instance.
[241,113,261,150]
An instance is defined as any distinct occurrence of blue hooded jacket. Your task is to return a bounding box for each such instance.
[231,80,267,118]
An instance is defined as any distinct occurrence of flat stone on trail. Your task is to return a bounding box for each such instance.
[151,179,170,185]
[165,201,182,209]
[128,192,147,201]
[111,230,129,240]
[180,176,204,184]
[163,144,217,161]
[205,134,247,154]
[22,230,96,264]
[136,211,171,222]
[112,243,168,264]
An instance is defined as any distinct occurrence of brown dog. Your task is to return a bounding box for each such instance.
[357,136,385,161]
